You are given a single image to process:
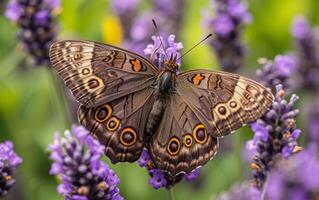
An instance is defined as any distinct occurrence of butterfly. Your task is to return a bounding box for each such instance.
[49,40,274,176]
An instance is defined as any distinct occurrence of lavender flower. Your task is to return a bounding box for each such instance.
[308,96,319,143]
[5,0,60,66]
[110,0,140,40]
[48,125,123,200]
[144,34,183,70]
[0,141,22,197]
[152,0,186,36]
[291,16,319,90]
[214,182,261,200]
[246,85,301,189]
[124,12,155,54]
[203,0,252,72]
[265,143,319,200]
[137,149,199,189]
[256,55,298,93]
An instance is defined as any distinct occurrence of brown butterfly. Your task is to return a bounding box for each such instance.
[49,40,273,176]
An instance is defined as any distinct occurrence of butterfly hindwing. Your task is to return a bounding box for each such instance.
[150,94,219,176]
[177,70,274,137]
[49,40,159,107]
[78,87,155,163]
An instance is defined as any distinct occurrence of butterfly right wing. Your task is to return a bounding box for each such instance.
[49,40,159,107]
[176,70,274,138]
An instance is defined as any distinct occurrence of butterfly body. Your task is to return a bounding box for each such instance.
[49,40,274,176]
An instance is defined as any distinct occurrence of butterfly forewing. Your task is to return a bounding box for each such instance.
[49,40,159,107]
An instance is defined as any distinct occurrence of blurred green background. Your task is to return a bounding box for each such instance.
[0,0,318,199]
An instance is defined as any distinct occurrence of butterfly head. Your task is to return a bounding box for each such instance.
[164,54,179,73]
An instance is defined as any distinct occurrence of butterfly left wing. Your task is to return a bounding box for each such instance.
[49,40,159,107]
[176,70,274,138]
[78,87,155,163]
[150,93,219,176]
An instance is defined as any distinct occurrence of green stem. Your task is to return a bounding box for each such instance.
[168,188,175,200]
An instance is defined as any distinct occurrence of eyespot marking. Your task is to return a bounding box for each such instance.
[218,105,227,115]
[193,124,207,144]
[106,116,120,132]
[81,68,91,75]
[120,127,137,146]
[183,134,193,148]
[95,104,112,122]
[229,101,237,108]
[167,137,180,156]
[87,78,100,89]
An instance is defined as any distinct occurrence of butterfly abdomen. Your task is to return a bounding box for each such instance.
[146,96,166,136]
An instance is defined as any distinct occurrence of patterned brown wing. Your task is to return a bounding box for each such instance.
[176,70,274,137]
[78,87,155,163]
[150,94,219,176]
[49,40,159,107]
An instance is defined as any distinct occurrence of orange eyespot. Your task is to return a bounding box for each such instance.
[120,127,137,146]
[95,104,112,122]
[106,116,120,132]
[183,134,193,148]
[193,124,207,144]
[167,137,180,156]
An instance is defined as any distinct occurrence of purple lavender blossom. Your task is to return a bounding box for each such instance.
[265,143,319,200]
[308,96,319,143]
[203,0,251,72]
[111,0,140,16]
[5,0,60,66]
[123,12,155,54]
[256,55,298,92]
[0,141,22,197]
[138,148,200,189]
[111,0,140,37]
[245,85,301,189]
[5,0,22,22]
[291,16,311,40]
[152,0,187,36]
[144,34,183,69]
[48,125,123,200]
[214,182,261,200]
[291,16,319,90]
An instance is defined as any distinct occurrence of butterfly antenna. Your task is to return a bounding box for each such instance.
[150,19,168,60]
[177,33,213,61]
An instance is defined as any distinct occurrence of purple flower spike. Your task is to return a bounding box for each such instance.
[5,1,22,22]
[203,0,251,72]
[215,182,261,200]
[213,13,235,37]
[48,125,123,200]
[291,15,319,90]
[291,16,311,40]
[265,144,319,200]
[5,0,60,66]
[0,141,22,197]
[137,148,200,189]
[149,169,167,190]
[111,0,140,16]
[256,54,298,93]
[245,85,301,190]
